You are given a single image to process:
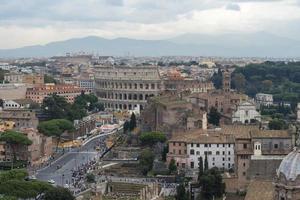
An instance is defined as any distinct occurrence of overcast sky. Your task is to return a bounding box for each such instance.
[1,0,300,49]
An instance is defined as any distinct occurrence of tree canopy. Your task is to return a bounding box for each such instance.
[139,131,167,146]
[37,119,74,138]
[168,158,177,175]
[199,168,225,200]
[232,61,300,111]
[139,148,155,175]
[41,93,103,121]
[129,113,137,131]
[0,131,32,167]
[208,107,221,126]
[0,169,69,200]
[44,74,57,84]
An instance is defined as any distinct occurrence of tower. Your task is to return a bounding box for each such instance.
[222,69,231,93]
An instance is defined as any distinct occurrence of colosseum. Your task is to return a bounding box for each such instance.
[94,65,163,111]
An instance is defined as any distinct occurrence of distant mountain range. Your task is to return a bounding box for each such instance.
[1,32,300,58]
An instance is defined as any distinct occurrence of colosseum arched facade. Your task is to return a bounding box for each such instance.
[94,65,163,111]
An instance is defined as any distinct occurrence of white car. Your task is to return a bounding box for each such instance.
[64,184,70,188]
[29,175,37,180]
[47,179,55,184]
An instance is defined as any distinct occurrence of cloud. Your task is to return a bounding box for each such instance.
[105,0,123,6]
[0,0,300,48]
[226,3,241,11]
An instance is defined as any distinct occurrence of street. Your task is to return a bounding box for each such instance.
[36,132,112,187]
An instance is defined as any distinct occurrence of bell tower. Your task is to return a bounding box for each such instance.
[222,69,231,92]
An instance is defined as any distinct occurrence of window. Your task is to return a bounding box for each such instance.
[204,144,208,147]
[190,149,195,155]
[228,157,231,161]
[274,144,279,149]
[243,163,246,167]
[191,143,194,147]
[228,151,231,155]
[179,150,181,155]
[223,144,225,147]
[228,144,231,147]
[190,162,194,169]
[243,144,247,149]
[212,157,215,161]
[222,151,225,155]
[217,144,219,147]
[243,172,246,176]
[216,151,220,155]
[196,151,200,155]
[228,163,231,168]
[173,142,176,146]
[197,144,200,147]
[179,143,181,146]
[223,157,225,161]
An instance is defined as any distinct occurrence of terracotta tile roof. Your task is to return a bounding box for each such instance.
[169,125,291,144]
[169,129,235,144]
[244,180,274,200]
[251,129,290,138]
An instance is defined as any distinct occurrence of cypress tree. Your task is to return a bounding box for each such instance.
[204,154,209,171]
[198,156,204,182]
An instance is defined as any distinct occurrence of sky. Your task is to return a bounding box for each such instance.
[1,0,300,49]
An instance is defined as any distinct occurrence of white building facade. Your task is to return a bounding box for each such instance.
[187,134,235,170]
[232,101,261,124]
[255,93,273,106]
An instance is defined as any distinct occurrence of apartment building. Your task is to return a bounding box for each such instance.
[26,83,85,104]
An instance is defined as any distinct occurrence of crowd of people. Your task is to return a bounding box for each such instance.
[70,136,109,195]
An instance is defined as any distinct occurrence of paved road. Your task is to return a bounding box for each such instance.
[36,133,112,186]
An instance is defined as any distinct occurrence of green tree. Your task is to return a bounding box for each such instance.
[232,73,246,92]
[262,80,273,91]
[129,112,137,131]
[176,183,188,200]
[43,186,75,200]
[0,98,3,108]
[198,156,204,182]
[168,159,177,174]
[38,119,74,151]
[123,120,130,134]
[44,74,57,84]
[199,168,225,200]
[211,69,223,89]
[268,118,287,130]
[0,131,32,169]
[0,169,28,182]
[161,145,168,162]
[208,107,221,126]
[0,180,52,199]
[139,132,167,146]
[0,69,8,83]
[139,148,155,175]
[74,92,100,112]
[41,94,70,120]
[204,154,209,171]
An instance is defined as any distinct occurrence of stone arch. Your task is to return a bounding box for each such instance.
[139,94,143,100]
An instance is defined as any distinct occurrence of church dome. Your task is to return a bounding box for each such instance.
[277,148,300,181]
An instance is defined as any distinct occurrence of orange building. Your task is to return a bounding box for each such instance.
[26,83,85,104]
